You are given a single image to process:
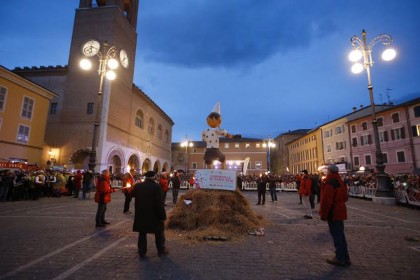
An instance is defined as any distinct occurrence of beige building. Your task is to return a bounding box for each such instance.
[287,129,323,174]
[13,0,173,174]
[172,138,269,175]
[0,66,57,164]
[271,129,310,174]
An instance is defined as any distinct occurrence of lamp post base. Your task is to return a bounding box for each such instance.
[373,172,395,205]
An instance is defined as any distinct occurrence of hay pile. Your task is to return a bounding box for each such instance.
[167,189,264,241]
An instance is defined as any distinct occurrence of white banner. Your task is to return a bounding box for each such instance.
[194,169,237,191]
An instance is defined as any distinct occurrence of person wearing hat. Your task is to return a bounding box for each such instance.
[298,170,313,219]
[319,164,351,267]
[202,102,240,169]
[132,170,168,259]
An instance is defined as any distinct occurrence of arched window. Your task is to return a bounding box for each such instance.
[157,124,163,140]
[164,130,169,144]
[135,109,144,129]
[148,118,155,135]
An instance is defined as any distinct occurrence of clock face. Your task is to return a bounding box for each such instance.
[82,40,100,57]
[120,49,129,68]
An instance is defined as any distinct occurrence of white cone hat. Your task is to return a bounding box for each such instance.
[212,102,221,114]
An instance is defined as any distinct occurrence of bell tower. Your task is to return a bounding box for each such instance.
[48,0,140,169]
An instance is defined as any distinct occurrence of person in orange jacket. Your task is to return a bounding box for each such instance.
[122,169,135,213]
[95,169,117,227]
[319,164,351,267]
[298,170,313,219]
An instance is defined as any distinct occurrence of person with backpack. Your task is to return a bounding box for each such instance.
[319,164,351,267]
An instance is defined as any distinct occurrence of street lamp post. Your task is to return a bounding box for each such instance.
[262,137,275,173]
[349,30,396,203]
[180,137,194,173]
[80,40,119,172]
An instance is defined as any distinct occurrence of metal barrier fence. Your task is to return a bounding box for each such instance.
[241,182,297,192]
[348,185,420,207]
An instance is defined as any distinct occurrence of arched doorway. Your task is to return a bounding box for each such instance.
[107,148,124,174]
[162,162,169,173]
[141,158,151,174]
[69,149,90,170]
[128,154,140,173]
[153,160,161,173]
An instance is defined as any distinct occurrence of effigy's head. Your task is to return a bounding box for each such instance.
[206,112,222,128]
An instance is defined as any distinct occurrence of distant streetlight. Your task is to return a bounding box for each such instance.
[180,136,194,173]
[262,137,275,173]
[80,40,118,171]
[349,29,396,202]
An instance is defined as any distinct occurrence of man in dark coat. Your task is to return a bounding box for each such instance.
[132,171,168,258]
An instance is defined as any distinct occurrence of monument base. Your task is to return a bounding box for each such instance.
[372,196,396,206]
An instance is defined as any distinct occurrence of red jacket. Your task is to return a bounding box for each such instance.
[94,175,115,203]
[159,177,169,192]
[298,175,312,196]
[319,173,348,221]
[74,172,83,191]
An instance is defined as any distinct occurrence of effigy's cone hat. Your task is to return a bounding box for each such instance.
[212,102,221,114]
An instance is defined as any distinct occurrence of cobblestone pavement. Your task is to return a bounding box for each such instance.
[0,190,419,280]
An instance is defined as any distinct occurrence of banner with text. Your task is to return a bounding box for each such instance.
[194,169,237,191]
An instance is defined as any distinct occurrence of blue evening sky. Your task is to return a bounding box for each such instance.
[1,0,419,142]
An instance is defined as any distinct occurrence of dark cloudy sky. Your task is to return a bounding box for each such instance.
[1,0,419,142]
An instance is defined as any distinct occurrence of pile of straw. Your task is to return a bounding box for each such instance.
[167,189,264,241]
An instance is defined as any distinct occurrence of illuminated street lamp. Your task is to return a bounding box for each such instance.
[180,136,194,173]
[349,30,396,202]
[262,137,276,173]
[80,40,119,171]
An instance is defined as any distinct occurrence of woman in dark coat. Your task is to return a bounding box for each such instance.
[132,171,167,258]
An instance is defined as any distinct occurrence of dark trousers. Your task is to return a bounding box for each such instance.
[123,192,132,212]
[328,220,350,263]
[162,191,167,205]
[172,188,179,204]
[95,202,107,225]
[269,187,277,201]
[257,188,266,204]
[137,231,166,255]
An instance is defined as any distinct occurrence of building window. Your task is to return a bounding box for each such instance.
[235,143,240,148]
[351,125,356,133]
[256,143,260,148]
[353,156,360,166]
[255,161,262,169]
[49,102,57,115]
[147,118,154,135]
[335,125,345,135]
[157,125,162,140]
[379,131,389,142]
[365,155,372,165]
[361,135,372,146]
[377,117,383,127]
[87,102,94,114]
[336,141,346,150]
[165,130,169,143]
[414,106,420,118]
[245,143,250,149]
[391,127,405,140]
[412,125,420,137]
[361,122,368,131]
[135,110,143,128]
[224,143,229,148]
[192,162,197,169]
[392,112,400,123]
[17,124,30,143]
[21,96,34,119]
[0,86,7,111]
[352,137,358,147]
[382,153,388,164]
[327,144,331,153]
[397,151,405,163]
[324,129,333,138]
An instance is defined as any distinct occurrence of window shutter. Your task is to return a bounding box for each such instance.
[368,135,372,144]
[384,131,389,142]
[391,129,395,140]
[401,127,406,139]
[412,126,419,137]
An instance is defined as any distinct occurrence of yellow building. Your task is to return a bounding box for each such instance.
[287,128,323,174]
[0,66,57,165]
